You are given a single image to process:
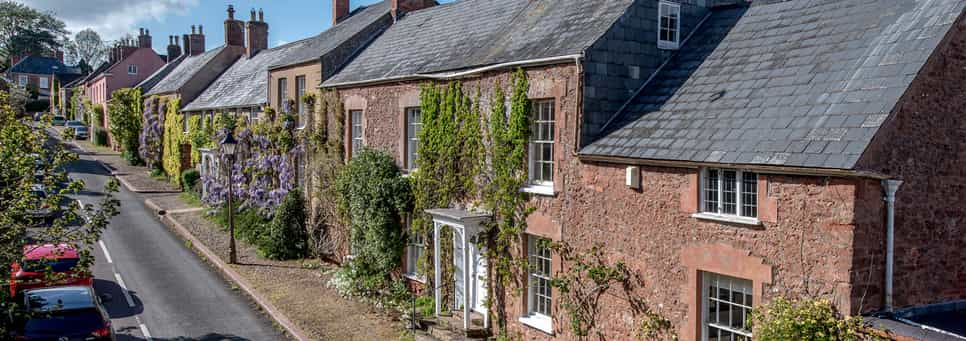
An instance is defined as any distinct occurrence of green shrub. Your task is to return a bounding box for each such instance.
[180,169,200,192]
[751,298,869,341]
[61,127,75,140]
[122,150,144,166]
[259,190,308,260]
[212,204,270,246]
[93,129,108,146]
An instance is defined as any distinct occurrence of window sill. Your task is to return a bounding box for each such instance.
[657,41,679,50]
[402,273,426,283]
[691,212,760,226]
[521,184,555,197]
[519,315,553,335]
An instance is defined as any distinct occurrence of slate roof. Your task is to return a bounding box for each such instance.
[581,0,966,170]
[145,46,227,95]
[8,56,81,76]
[137,55,185,94]
[269,0,392,70]
[183,43,308,111]
[323,0,636,85]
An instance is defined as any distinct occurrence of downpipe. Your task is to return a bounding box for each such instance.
[883,179,902,312]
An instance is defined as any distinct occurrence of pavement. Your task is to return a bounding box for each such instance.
[65,143,285,340]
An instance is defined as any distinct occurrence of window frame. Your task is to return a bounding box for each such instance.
[701,272,753,341]
[349,110,363,159]
[404,220,426,282]
[658,1,682,50]
[295,75,306,118]
[697,168,759,224]
[183,113,191,134]
[127,64,138,75]
[18,75,28,86]
[277,77,288,112]
[520,235,553,334]
[525,99,556,195]
[404,107,421,171]
[38,76,48,89]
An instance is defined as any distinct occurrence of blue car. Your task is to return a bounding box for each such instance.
[66,121,89,139]
[51,115,66,126]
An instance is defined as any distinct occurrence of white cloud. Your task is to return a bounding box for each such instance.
[14,0,200,41]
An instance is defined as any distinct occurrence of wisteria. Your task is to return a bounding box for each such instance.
[202,116,301,218]
[139,97,164,170]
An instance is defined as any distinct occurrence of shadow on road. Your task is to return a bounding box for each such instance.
[67,159,112,176]
[93,279,144,319]
[117,334,253,341]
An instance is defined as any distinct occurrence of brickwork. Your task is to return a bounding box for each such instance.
[855,13,966,310]
[327,59,881,339]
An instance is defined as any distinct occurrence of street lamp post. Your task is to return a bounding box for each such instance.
[220,132,238,264]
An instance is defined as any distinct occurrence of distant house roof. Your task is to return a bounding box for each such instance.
[269,0,392,70]
[145,46,227,96]
[136,54,185,94]
[70,62,111,88]
[323,0,635,86]
[581,0,966,170]
[8,56,82,76]
[183,42,312,111]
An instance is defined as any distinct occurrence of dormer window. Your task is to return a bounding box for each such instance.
[658,1,681,50]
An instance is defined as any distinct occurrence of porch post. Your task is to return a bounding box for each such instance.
[463,229,470,330]
[434,221,441,318]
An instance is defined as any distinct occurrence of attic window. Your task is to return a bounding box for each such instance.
[658,1,681,50]
[128,64,138,75]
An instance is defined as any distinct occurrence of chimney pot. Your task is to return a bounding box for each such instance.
[258,9,264,22]
[228,4,235,19]
[191,25,196,34]
[198,25,203,34]
[250,9,256,21]
[140,28,145,35]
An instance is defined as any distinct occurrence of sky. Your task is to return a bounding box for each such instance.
[17,0,454,55]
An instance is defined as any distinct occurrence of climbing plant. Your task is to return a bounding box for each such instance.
[750,298,877,341]
[107,87,142,165]
[139,96,163,170]
[547,242,673,340]
[306,90,346,258]
[480,69,534,332]
[161,98,186,185]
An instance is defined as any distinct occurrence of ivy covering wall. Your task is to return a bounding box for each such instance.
[161,98,186,185]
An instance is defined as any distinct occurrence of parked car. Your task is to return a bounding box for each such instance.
[12,286,114,341]
[10,244,92,297]
[25,185,55,223]
[71,125,89,140]
[51,116,66,126]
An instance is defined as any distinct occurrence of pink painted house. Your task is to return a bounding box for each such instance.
[85,28,165,147]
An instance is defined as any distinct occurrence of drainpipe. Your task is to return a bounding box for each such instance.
[883,179,902,312]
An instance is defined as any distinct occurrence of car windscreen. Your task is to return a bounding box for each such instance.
[22,258,80,273]
[24,308,102,335]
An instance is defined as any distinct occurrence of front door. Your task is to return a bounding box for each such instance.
[471,243,487,314]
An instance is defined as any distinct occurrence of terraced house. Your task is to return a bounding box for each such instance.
[319,0,966,339]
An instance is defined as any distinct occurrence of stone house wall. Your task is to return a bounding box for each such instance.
[854,13,966,310]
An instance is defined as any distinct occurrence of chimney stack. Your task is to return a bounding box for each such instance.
[391,0,435,22]
[166,35,182,62]
[138,27,152,49]
[224,5,245,47]
[187,25,206,56]
[332,0,349,26]
[245,8,268,58]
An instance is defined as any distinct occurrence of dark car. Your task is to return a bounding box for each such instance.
[51,116,66,126]
[13,286,114,341]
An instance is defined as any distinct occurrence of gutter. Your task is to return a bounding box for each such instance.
[578,153,891,179]
[320,54,584,89]
[883,179,903,312]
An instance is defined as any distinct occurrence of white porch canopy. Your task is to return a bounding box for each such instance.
[426,208,492,332]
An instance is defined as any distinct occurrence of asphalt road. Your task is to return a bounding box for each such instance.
[64,144,284,341]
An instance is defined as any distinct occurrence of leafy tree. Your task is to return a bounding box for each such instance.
[76,58,92,76]
[0,89,119,333]
[107,87,142,163]
[64,29,106,67]
[0,1,66,63]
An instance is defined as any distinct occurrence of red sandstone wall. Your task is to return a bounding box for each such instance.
[333,64,871,340]
[855,14,966,309]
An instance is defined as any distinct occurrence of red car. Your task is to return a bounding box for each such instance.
[10,244,92,297]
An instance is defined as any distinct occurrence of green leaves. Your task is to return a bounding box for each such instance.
[750,298,873,341]
[107,88,143,161]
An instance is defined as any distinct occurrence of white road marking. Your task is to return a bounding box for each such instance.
[98,240,113,264]
[136,316,153,340]
[113,273,136,308]
[75,199,91,223]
